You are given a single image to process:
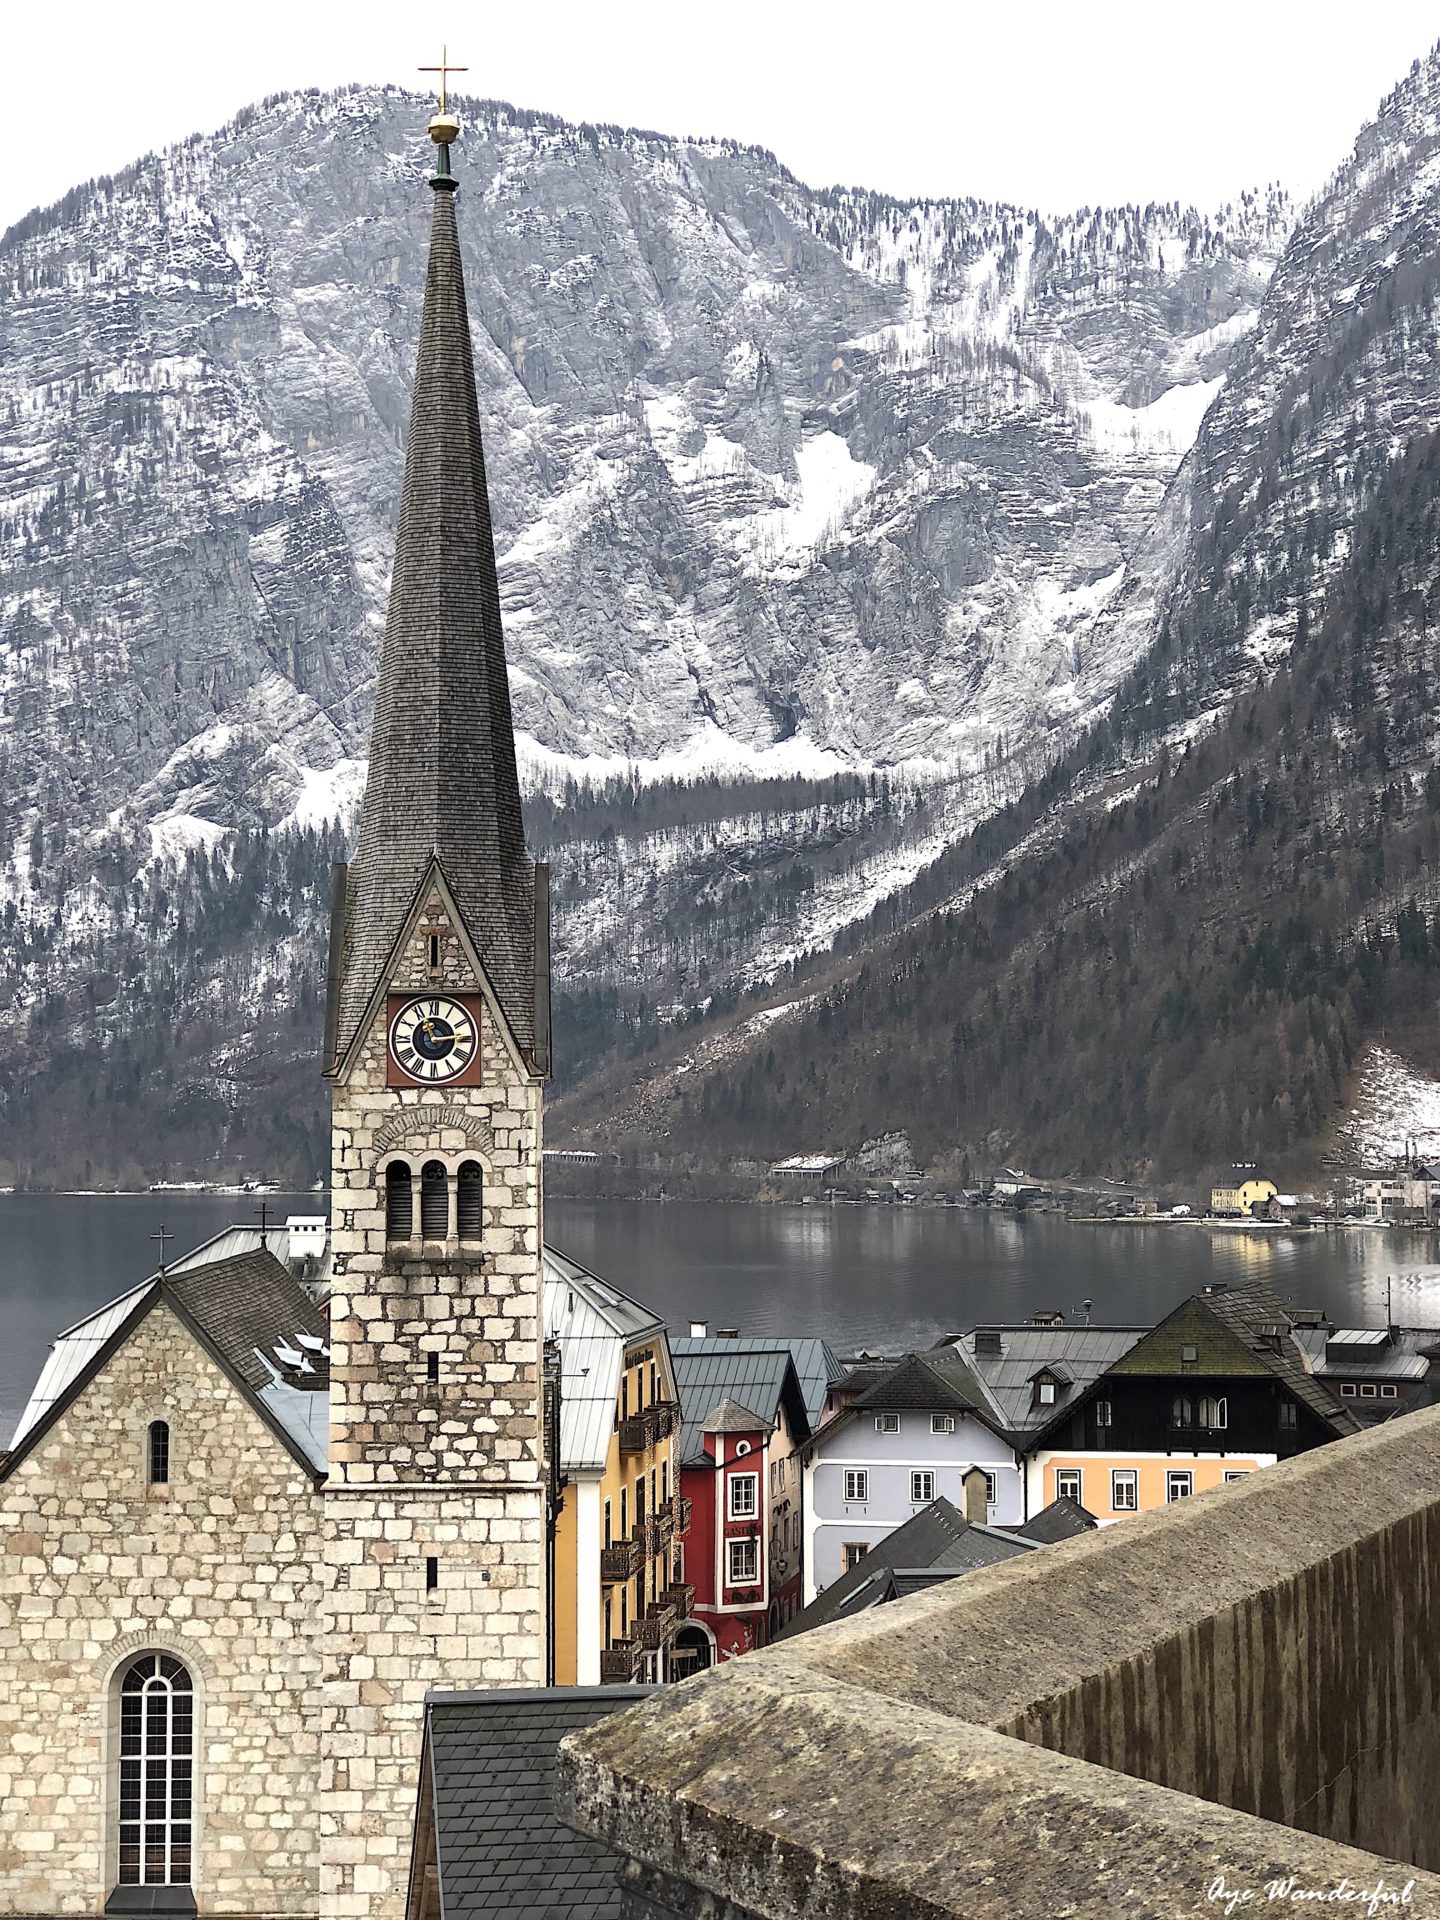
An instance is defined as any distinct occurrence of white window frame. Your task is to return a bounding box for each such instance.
[1166,1470,1193,1503]
[931,1413,955,1434]
[910,1470,935,1503]
[874,1412,900,1434]
[1094,1398,1113,1429]
[1055,1468,1082,1504]
[1380,1384,1398,1399]
[1339,1383,1357,1397]
[1037,1380,1057,1406]
[1111,1469,1138,1512]
[117,1652,195,1888]
[842,1541,869,1572]
[1199,1395,1228,1430]
[1223,1469,1251,1482]
[1359,1383,1377,1399]
[842,1468,869,1503]
[983,1470,997,1507]
[726,1536,759,1586]
[727,1471,759,1520]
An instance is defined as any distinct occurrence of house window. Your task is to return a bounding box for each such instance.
[1170,1396,1193,1428]
[842,1542,869,1572]
[428,932,441,970]
[385,1161,413,1240]
[983,1471,997,1507]
[604,1500,612,1548]
[425,1556,439,1592]
[728,1472,759,1520]
[147,1421,170,1486]
[931,1413,955,1435]
[1094,1398,1113,1429]
[910,1470,934,1503]
[620,1487,627,1537]
[775,1455,785,1488]
[456,1160,484,1240]
[662,1459,670,1505]
[1279,1400,1298,1430]
[1339,1383,1357,1397]
[426,1352,439,1385]
[1180,1345,1199,1364]
[1166,1471,1193,1502]
[1037,1380,1056,1406]
[1380,1384,1398,1398]
[1055,1467,1082,1504]
[117,1653,194,1887]
[1198,1395,1228,1430]
[1111,1469,1138,1512]
[1359,1383,1377,1399]
[420,1159,449,1240]
[843,1469,869,1503]
[727,1537,759,1586]
[1223,1470,1251,1482]
[875,1413,900,1434]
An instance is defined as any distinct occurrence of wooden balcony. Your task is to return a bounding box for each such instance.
[601,1537,642,1584]
[600,1641,641,1684]
[619,1408,660,1454]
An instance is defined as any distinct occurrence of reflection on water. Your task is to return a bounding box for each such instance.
[4,1194,1440,1433]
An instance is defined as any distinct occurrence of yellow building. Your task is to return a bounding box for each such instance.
[544,1247,691,1685]
[1209,1171,1278,1216]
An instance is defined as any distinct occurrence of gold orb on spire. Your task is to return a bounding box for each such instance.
[420,46,467,146]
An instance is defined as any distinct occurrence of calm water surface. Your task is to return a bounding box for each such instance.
[5,1194,1440,1434]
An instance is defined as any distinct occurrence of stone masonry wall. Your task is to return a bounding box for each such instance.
[0,1302,323,1918]
[322,898,546,1920]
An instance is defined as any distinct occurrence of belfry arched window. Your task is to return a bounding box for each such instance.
[457,1159,484,1241]
[118,1653,194,1887]
[386,1161,413,1241]
[420,1160,449,1240]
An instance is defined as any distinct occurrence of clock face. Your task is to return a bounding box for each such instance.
[388,996,478,1084]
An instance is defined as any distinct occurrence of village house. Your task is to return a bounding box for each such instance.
[543,1252,689,1687]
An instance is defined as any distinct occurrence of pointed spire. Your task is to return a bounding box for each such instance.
[329,98,546,1073]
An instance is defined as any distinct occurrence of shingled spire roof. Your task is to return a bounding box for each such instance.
[328,137,544,1071]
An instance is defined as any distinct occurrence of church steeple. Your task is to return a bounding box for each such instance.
[327,85,547,1076]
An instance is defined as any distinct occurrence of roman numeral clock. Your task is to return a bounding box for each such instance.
[386,993,485,1087]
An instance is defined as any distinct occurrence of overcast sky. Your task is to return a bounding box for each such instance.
[4,2,1439,236]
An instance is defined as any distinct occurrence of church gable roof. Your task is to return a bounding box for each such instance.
[2,1249,330,1484]
[331,177,542,1072]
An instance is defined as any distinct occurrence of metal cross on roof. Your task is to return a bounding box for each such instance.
[150,1223,174,1276]
[420,46,467,114]
[254,1199,273,1250]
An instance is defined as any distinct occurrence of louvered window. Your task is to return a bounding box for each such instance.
[385,1161,413,1240]
[456,1159,484,1240]
[118,1654,193,1887]
[420,1160,449,1240]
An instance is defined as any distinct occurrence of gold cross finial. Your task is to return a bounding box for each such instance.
[420,45,467,116]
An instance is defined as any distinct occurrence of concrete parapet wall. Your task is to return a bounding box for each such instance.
[561,1406,1440,1917]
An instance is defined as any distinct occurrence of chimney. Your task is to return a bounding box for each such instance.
[961,1465,988,1525]
[974,1328,1003,1358]
[689,1321,708,1339]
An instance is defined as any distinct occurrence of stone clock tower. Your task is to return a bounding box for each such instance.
[318,90,550,1920]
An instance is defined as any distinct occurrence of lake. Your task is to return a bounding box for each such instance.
[5,1193,1440,1437]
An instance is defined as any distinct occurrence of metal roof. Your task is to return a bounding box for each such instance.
[8,1282,151,1451]
[671,1345,805,1466]
[543,1245,665,1475]
[670,1335,843,1439]
[423,1687,653,1918]
[945,1326,1146,1437]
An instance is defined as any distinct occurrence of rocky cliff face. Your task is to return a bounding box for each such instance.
[0,85,1291,1179]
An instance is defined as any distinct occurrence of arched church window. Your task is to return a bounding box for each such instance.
[420,1160,449,1240]
[457,1160,484,1240]
[118,1653,194,1888]
[148,1420,170,1485]
[386,1162,413,1240]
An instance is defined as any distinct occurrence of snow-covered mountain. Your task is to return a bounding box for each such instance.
[0,84,1295,1178]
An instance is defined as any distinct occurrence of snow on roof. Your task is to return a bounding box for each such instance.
[769,1154,844,1173]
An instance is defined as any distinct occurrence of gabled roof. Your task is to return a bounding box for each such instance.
[331,174,541,1071]
[542,1246,664,1475]
[851,1350,989,1416]
[777,1497,1035,1639]
[1010,1495,1097,1544]
[1201,1285,1362,1435]
[4,1248,330,1481]
[671,1342,812,1466]
[701,1397,769,1435]
[945,1324,1147,1441]
[669,1335,843,1438]
[415,1687,652,1919]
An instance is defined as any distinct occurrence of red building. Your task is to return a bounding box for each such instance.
[668,1344,815,1672]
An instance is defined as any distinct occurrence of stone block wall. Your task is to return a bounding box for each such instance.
[0,1302,323,1917]
[323,903,547,1920]
[561,1406,1440,1919]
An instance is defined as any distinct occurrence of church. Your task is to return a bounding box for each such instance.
[0,90,550,1920]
